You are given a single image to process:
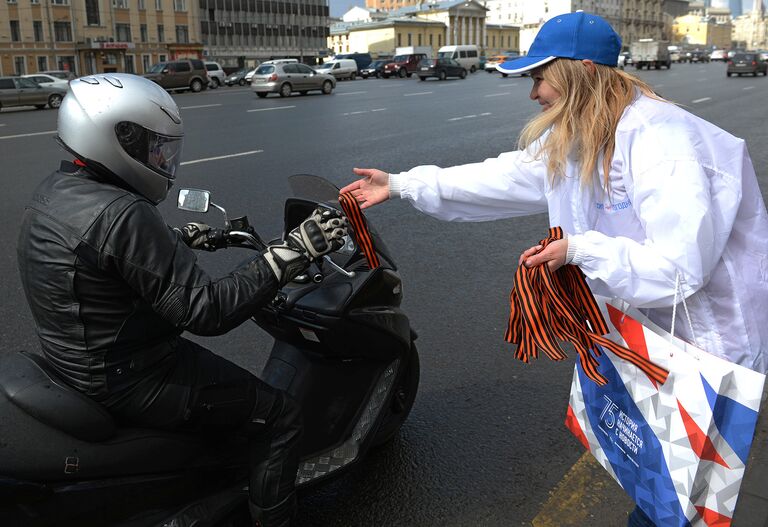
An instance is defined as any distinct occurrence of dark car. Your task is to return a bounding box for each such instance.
[417,58,467,81]
[334,52,373,71]
[727,53,768,76]
[143,59,209,92]
[360,60,388,79]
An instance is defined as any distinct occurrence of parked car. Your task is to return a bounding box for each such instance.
[709,49,728,62]
[41,70,77,81]
[205,61,226,88]
[0,76,66,111]
[360,60,388,78]
[484,54,521,76]
[417,58,467,81]
[727,53,768,76]
[682,50,709,63]
[143,59,209,92]
[21,73,70,90]
[224,68,249,86]
[619,51,633,67]
[382,53,428,78]
[314,59,358,80]
[251,62,335,98]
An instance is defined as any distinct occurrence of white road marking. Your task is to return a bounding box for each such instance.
[371,108,386,112]
[744,86,755,90]
[448,112,492,122]
[691,97,711,104]
[0,130,56,140]
[499,83,519,87]
[696,78,706,82]
[343,108,388,116]
[180,103,222,109]
[404,91,432,96]
[181,150,263,165]
[247,106,295,112]
[337,91,367,96]
[654,84,665,88]
[485,92,511,97]
[0,124,5,127]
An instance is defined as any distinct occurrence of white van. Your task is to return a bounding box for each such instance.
[437,45,481,72]
[314,59,358,80]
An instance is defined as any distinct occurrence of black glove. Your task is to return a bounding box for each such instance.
[175,222,221,251]
[263,207,348,285]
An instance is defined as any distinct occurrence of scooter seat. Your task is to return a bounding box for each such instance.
[0,351,116,442]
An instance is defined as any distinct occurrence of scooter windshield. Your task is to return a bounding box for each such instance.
[287,174,342,207]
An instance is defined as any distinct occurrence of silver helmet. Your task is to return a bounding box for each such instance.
[57,73,184,204]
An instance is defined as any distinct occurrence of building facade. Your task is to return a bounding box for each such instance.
[732,0,767,48]
[199,0,330,68]
[672,12,733,46]
[0,0,202,77]
[329,17,445,57]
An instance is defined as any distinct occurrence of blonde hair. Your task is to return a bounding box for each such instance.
[518,59,665,189]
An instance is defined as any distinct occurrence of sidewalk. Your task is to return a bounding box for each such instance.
[532,384,768,527]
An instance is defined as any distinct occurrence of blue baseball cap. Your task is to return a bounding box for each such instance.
[498,12,622,75]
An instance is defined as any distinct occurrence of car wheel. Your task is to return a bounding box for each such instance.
[47,93,63,109]
[398,68,407,78]
[459,69,467,79]
[419,76,426,81]
[470,65,476,73]
[375,72,380,78]
[727,72,732,77]
[211,78,220,88]
[256,92,268,98]
[190,79,203,92]
[239,78,246,86]
[279,83,292,98]
[35,104,46,110]
[438,70,446,81]
[322,80,333,95]
[349,72,355,80]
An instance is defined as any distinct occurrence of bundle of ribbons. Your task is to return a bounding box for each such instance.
[337,192,380,270]
[505,226,669,386]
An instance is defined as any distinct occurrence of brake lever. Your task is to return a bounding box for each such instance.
[323,255,355,278]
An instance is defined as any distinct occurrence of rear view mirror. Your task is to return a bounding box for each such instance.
[177,188,210,212]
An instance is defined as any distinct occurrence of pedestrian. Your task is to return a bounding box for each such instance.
[17,73,347,527]
[340,12,768,526]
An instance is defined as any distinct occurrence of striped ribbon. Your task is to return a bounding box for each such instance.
[338,193,380,270]
[506,227,669,386]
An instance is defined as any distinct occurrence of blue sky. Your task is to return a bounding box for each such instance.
[329,0,365,18]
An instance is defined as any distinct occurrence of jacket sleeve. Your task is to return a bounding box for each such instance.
[391,149,549,222]
[569,157,742,308]
[101,200,279,336]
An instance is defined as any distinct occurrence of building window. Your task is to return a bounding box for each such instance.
[418,33,422,46]
[140,24,147,42]
[407,33,411,46]
[155,0,162,9]
[51,0,69,4]
[37,56,48,71]
[85,0,100,25]
[175,25,189,43]
[54,21,72,41]
[174,0,185,10]
[397,32,401,47]
[112,0,128,7]
[158,24,165,42]
[159,54,167,62]
[138,0,145,8]
[124,54,135,73]
[14,56,26,75]
[438,34,442,47]
[142,54,151,73]
[30,0,39,4]
[116,23,131,41]
[32,20,44,42]
[7,0,17,4]
[429,34,433,46]
[10,20,20,41]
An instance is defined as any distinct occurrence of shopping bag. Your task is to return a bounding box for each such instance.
[565,297,766,527]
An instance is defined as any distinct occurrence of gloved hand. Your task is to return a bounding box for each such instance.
[175,222,220,251]
[263,207,348,285]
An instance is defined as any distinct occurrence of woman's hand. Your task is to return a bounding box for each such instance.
[339,168,391,210]
[519,239,569,271]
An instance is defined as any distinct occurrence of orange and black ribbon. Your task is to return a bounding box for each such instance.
[338,192,380,270]
[506,227,669,386]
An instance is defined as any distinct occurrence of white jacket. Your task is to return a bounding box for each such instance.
[390,93,768,374]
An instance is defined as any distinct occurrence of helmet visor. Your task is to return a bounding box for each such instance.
[115,121,183,179]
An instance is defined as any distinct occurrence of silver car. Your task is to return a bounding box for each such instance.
[251,63,335,98]
[0,76,66,111]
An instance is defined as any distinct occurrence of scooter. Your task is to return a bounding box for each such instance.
[0,174,419,526]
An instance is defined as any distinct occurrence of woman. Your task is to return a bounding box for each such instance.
[341,12,768,526]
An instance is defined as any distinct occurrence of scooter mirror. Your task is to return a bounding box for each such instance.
[177,188,211,213]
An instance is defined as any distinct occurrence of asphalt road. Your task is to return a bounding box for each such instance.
[1,61,767,526]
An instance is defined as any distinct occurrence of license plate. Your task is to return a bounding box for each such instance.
[736,64,746,67]
[421,67,429,71]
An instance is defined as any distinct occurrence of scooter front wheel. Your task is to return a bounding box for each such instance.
[370,343,420,448]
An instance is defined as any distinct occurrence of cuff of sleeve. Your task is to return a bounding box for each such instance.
[388,173,402,199]
[565,234,587,266]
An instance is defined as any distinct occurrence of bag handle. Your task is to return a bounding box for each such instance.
[671,271,699,347]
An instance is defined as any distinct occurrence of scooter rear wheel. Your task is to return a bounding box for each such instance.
[370,343,420,447]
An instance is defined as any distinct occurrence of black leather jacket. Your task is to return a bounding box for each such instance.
[17,162,278,399]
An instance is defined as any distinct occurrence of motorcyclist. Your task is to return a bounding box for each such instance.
[16,73,347,527]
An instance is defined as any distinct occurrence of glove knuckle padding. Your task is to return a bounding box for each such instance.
[301,220,329,255]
